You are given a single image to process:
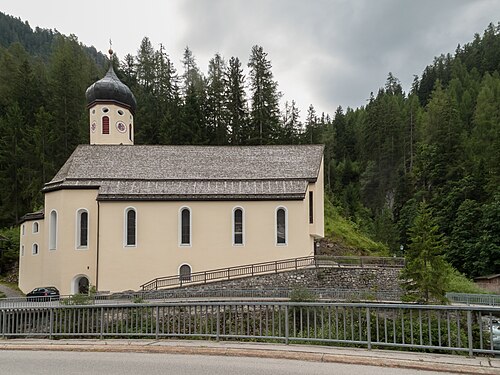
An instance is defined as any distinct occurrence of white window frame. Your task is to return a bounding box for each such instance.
[232,206,245,246]
[123,206,137,248]
[75,208,89,250]
[178,206,192,247]
[49,210,58,250]
[32,221,39,234]
[32,243,39,256]
[275,206,288,246]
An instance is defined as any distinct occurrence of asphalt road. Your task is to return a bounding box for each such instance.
[0,350,457,375]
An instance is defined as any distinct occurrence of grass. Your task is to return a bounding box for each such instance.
[324,196,388,256]
[446,268,488,294]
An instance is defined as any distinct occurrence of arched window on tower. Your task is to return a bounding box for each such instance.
[49,210,57,250]
[102,116,110,134]
[129,124,132,142]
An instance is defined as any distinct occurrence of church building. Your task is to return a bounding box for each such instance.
[18,56,324,295]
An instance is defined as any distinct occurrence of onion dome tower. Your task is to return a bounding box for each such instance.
[85,48,137,145]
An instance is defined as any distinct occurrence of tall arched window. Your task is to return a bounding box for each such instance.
[77,209,89,248]
[233,208,244,245]
[125,208,136,246]
[129,124,132,141]
[180,208,191,245]
[32,243,39,255]
[49,210,57,250]
[33,222,39,234]
[276,207,287,245]
[102,116,110,134]
[179,264,192,282]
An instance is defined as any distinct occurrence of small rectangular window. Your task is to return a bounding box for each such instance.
[102,116,110,134]
[309,191,314,224]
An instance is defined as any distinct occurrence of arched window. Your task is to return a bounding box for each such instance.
[49,210,57,250]
[129,124,133,142]
[32,243,39,255]
[276,207,287,245]
[21,224,25,236]
[21,245,25,257]
[233,208,244,245]
[180,208,191,245]
[33,222,39,234]
[102,116,110,134]
[77,209,89,248]
[125,208,136,246]
[179,264,192,282]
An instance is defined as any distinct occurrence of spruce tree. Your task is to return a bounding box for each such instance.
[247,45,280,145]
[401,202,450,303]
[225,56,248,145]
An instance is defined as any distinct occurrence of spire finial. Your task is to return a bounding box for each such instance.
[108,39,113,59]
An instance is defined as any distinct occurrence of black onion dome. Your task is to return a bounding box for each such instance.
[85,65,136,113]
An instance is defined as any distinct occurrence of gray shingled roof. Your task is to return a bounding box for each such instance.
[44,145,324,200]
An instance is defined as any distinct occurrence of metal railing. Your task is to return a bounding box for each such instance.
[1,301,498,356]
[0,288,403,308]
[446,293,500,306]
[140,255,405,291]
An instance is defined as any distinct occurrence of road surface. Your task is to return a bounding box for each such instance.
[0,350,457,375]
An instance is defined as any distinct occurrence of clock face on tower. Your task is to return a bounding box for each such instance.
[91,122,96,133]
[116,121,126,133]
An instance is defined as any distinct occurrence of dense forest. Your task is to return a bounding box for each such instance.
[0,12,498,279]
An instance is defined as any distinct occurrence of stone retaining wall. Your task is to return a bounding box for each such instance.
[171,266,402,294]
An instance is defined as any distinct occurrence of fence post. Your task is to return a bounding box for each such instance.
[2,310,5,338]
[227,268,230,280]
[295,258,298,270]
[204,272,207,284]
[155,305,159,340]
[252,265,254,276]
[100,307,104,340]
[216,306,220,341]
[366,307,371,350]
[285,305,289,345]
[467,310,473,357]
[49,308,54,339]
[275,261,278,273]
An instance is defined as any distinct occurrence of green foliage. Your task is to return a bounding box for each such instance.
[446,268,487,294]
[0,226,19,274]
[289,287,317,302]
[401,203,450,304]
[324,195,388,255]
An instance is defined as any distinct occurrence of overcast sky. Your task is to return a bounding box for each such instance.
[1,0,499,116]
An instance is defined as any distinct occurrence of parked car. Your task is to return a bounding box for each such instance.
[26,287,60,301]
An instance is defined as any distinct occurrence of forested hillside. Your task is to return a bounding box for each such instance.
[0,12,498,278]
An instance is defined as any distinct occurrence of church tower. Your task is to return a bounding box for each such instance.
[85,49,137,145]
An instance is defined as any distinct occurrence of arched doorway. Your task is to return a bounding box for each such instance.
[72,275,90,294]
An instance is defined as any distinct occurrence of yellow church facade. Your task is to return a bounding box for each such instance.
[18,62,324,295]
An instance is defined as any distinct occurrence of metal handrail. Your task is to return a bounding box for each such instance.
[140,255,405,291]
[1,301,498,356]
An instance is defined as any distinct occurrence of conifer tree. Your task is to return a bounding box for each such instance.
[206,53,228,145]
[225,56,248,145]
[247,45,280,144]
[401,202,449,303]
